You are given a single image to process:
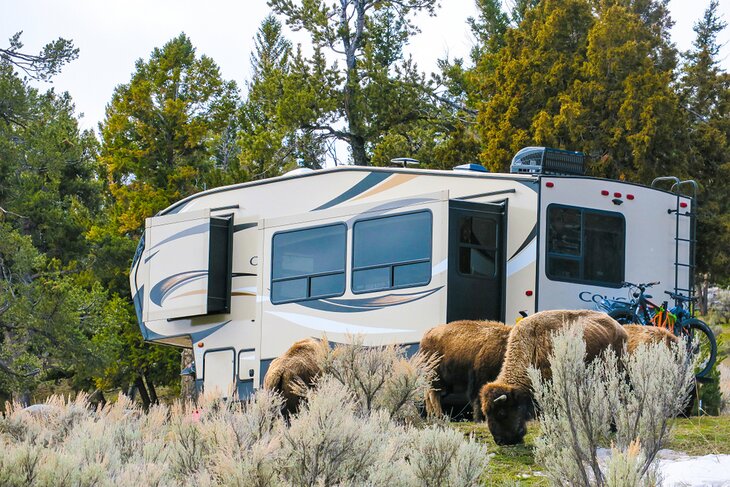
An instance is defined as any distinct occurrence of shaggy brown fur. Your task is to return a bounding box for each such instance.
[623,324,695,416]
[480,310,628,445]
[263,338,322,415]
[420,320,511,420]
[624,324,678,354]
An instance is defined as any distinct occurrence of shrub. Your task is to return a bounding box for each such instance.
[315,336,438,422]
[529,325,695,487]
[0,341,486,486]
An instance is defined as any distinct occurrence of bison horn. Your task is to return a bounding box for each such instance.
[494,394,507,403]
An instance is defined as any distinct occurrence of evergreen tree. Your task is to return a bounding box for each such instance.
[472,0,685,180]
[679,0,730,292]
[93,34,240,407]
[268,0,439,166]
[0,48,110,402]
[239,15,326,179]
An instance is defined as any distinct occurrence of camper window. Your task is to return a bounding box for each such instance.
[458,216,498,277]
[271,224,346,303]
[546,205,625,287]
[352,211,432,293]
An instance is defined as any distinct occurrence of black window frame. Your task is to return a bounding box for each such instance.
[351,210,433,294]
[270,222,347,304]
[545,204,626,288]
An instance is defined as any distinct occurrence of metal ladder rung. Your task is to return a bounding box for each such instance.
[675,262,695,268]
[675,237,695,243]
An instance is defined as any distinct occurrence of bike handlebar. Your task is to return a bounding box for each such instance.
[621,281,660,291]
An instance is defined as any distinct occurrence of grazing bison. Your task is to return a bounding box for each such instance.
[420,320,511,420]
[624,324,678,353]
[623,324,696,416]
[480,310,627,445]
[263,338,322,415]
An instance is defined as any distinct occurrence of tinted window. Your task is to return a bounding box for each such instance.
[458,216,498,277]
[546,205,624,286]
[271,224,346,303]
[352,212,432,293]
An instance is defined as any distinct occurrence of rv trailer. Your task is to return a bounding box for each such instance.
[129,148,695,398]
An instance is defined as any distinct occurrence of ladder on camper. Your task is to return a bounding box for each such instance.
[651,177,698,315]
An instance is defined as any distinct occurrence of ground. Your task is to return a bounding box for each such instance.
[454,416,730,485]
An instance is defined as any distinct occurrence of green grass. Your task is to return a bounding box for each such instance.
[668,416,730,455]
[454,415,730,485]
[454,421,548,486]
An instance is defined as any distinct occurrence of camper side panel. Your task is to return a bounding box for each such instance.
[537,177,691,310]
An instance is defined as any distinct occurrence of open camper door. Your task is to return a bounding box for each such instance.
[447,200,506,322]
[143,209,233,322]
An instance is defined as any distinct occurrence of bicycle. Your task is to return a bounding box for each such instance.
[596,281,717,379]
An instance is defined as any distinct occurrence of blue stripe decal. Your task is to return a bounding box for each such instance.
[190,321,230,342]
[148,222,209,252]
[297,287,443,313]
[149,270,208,306]
[143,321,229,343]
[144,250,160,264]
[509,225,537,260]
[132,287,148,340]
[312,172,391,211]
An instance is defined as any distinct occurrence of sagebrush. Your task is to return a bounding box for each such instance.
[529,325,695,487]
[0,343,487,487]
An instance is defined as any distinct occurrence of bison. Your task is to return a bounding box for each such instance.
[263,338,322,415]
[623,324,697,416]
[480,310,627,445]
[420,320,511,420]
[624,324,678,353]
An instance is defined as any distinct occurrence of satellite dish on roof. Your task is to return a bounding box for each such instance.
[390,157,420,168]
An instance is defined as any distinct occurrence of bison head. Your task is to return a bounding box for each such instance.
[480,383,533,445]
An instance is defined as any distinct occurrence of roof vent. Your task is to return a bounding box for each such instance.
[510,147,585,175]
[285,167,315,177]
[390,157,420,168]
[453,163,488,173]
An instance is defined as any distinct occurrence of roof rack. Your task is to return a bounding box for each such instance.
[509,147,586,176]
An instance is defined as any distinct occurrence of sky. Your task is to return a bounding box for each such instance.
[2,0,729,134]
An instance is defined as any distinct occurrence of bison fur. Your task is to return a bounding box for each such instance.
[420,320,511,420]
[263,338,322,415]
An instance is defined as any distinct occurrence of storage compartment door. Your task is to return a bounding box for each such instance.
[143,209,233,321]
[203,348,235,396]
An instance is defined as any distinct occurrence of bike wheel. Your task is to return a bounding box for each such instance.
[679,318,717,379]
[608,309,638,325]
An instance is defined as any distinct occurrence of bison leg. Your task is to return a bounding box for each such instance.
[467,371,484,421]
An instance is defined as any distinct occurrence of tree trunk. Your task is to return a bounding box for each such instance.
[144,372,159,405]
[181,349,197,403]
[134,375,151,411]
[699,273,709,315]
[350,134,368,166]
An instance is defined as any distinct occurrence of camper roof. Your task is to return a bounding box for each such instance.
[160,165,539,216]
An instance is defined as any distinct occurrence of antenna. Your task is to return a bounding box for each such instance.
[390,157,420,168]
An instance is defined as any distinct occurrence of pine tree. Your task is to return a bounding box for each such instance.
[680,0,730,292]
[268,0,439,166]
[93,34,240,407]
